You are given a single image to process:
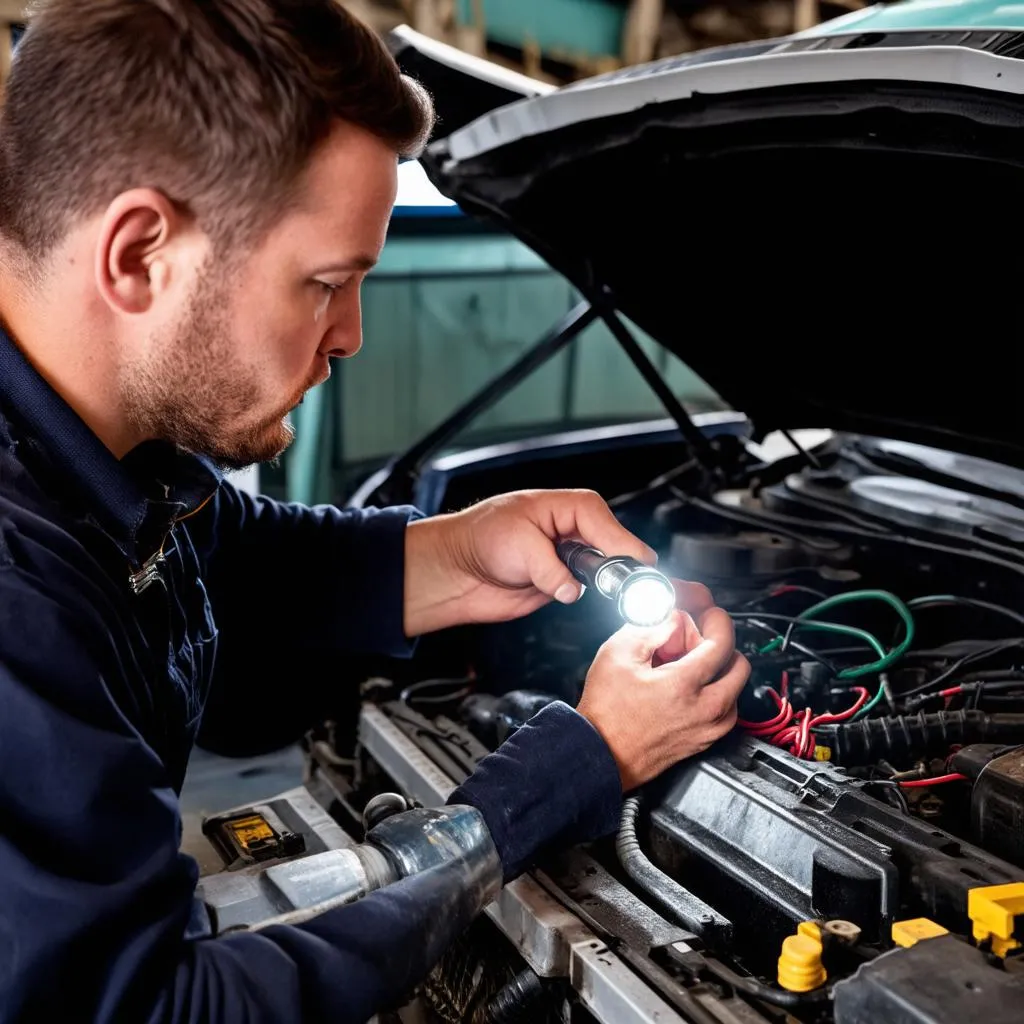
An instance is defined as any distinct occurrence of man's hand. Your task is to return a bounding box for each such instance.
[404,489,654,638]
[576,581,750,790]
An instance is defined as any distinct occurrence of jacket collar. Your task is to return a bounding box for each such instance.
[0,326,222,566]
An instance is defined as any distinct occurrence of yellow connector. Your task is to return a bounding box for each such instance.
[778,921,827,992]
[812,746,831,761]
[892,919,949,948]
[968,883,1024,958]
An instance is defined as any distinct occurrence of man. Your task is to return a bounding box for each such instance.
[0,2,750,1021]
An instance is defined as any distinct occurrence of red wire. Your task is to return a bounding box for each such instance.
[738,701,791,732]
[810,687,870,727]
[801,712,814,757]
[899,773,968,789]
[737,681,791,731]
[739,673,870,761]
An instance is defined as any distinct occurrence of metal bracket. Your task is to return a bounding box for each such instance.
[357,704,689,1024]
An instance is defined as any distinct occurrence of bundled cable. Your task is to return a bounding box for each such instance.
[737,671,869,759]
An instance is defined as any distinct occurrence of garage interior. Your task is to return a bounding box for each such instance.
[3,3,1024,1024]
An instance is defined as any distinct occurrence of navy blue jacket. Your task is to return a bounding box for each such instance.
[0,327,623,1023]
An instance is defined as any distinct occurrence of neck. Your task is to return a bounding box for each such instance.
[0,261,143,459]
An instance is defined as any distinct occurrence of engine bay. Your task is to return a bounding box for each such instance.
[201,430,1024,1023]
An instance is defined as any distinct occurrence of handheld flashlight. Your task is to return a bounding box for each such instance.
[556,540,676,627]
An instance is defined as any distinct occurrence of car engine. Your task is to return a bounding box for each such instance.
[198,431,1024,1024]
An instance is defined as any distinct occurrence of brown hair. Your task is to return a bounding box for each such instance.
[0,0,434,259]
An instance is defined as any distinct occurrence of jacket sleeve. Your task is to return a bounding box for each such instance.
[188,482,424,755]
[193,481,423,660]
[449,700,624,881]
[0,564,622,1024]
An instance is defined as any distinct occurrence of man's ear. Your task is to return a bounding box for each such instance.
[94,189,185,316]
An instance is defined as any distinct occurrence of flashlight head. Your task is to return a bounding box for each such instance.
[616,568,677,627]
[556,541,675,627]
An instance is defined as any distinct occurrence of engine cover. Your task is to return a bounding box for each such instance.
[646,737,1022,962]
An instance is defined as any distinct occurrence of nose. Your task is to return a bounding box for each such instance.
[319,289,363,360]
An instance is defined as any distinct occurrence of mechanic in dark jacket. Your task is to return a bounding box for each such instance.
[0,3,750,1022]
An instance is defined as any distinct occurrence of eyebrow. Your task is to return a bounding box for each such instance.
[313,255,378,275]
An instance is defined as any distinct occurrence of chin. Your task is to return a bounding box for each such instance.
[209,418,294,471]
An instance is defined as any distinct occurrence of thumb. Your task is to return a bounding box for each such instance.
[524,531,584,605]
[651,610,701,667]
[613,612,683,665]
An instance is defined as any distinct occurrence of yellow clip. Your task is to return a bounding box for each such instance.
[892,919,949,948]
[968,883,1024,958]
[778,921,827,992]
[813,746,832,761]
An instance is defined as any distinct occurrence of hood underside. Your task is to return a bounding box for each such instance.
[397,30,1024,468]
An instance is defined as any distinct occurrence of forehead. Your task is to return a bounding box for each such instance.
[261,122,399,261]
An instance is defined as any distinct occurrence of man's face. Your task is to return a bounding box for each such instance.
[126,122,398,469]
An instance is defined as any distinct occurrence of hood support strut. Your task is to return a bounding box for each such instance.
[595,297,720,475]
[361,284,728,507]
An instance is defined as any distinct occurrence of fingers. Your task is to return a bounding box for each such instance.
[697,652,751,722]
[651,610,701,667]
[603,613,682,665]
[655,605,736,689]
[544,490,656,566]
[671,579,714,618]
[693,652,751,746]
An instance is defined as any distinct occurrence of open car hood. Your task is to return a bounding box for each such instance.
[392,11,1024,469]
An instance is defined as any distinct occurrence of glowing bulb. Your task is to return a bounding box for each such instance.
[618,574,676,627]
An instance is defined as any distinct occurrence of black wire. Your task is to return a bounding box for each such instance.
[961,670,1024,683]
[673,490,854,549]
[898,640,1024,699]
[702,959,831,1009]
[405,688,473,706]
[733,611,875,657]
[905,677,1024,711]
[908,595,1024,629]
[399,676,474,704]
[733,616,839,675]
[863,779,911,815]
[609,459,698,508]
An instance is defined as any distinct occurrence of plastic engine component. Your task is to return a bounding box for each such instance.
[952,745,1024,868]
[828,711,1024,765]
[832,934,1024,1024]
[646,736,1022,956]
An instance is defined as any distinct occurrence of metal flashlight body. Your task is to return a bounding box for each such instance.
[556,540,676,627]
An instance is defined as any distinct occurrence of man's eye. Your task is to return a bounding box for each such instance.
[318,282,340,296]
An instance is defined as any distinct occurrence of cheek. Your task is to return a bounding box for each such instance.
[239,306,319,376]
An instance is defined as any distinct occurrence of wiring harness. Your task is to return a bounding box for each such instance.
[731,588,1024,773]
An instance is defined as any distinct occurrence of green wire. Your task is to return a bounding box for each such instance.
[853,682,888,720]
[798,591,915,679]
[756,589,916,683]
[757,619,886,661]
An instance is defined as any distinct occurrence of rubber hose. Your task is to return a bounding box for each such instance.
[476,969,549,1024]
[829,711,1024,764]
[616,797,732,942]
